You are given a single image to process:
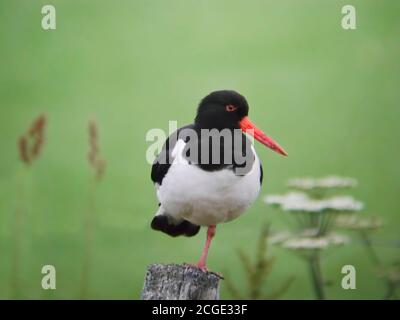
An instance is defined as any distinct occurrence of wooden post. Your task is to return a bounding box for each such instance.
[141,264,221,300]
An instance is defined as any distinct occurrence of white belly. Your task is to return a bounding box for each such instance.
[156,140,261,226]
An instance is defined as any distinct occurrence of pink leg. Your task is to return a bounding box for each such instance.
[196,225,216,271]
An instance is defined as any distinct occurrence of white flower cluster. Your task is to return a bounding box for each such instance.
[268,231,292,245]
[264,192,363,213]
[264,192,308,206]
[281,233,349,250]
[269,232,349,250]
[287,176,358,190]
[335,215,382,230]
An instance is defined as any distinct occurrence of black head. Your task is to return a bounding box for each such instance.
[195,90,249,129]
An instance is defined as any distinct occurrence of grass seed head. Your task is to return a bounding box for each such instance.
[18,114,47,165]
[87,119,106,181]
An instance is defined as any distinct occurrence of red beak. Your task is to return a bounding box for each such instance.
[240,116,288,156]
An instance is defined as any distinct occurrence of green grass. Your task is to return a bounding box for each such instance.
[0,0,399,299]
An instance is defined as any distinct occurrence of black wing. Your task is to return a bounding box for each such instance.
[151,124,194,185]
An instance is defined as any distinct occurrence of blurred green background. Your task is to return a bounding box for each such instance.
[0,0,399,299]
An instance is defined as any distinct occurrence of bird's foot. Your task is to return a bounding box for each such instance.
[196,262,209,273]
[183,262,208,272]
[183,263,224,279]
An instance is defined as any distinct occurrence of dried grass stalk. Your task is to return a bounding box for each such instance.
[17,114,47,165]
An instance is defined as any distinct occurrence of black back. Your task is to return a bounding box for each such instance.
[151,124,263,185]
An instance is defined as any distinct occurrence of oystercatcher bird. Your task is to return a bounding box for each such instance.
[151,90,287,271]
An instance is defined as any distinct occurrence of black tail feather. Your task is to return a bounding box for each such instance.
[151,215,200,237]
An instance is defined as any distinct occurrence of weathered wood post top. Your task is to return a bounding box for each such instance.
[141,264,221,300]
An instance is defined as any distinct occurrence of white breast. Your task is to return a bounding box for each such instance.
[156,139,261,226]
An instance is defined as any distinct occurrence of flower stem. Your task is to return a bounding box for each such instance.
[11,203,22,298]
[10,167,29,299]
[359,230,382,266]
[359,231,399,300]
[80,178,96,299]
[308,252,326,300]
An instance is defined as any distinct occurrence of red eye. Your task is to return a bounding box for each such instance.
[226,104,237,112]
